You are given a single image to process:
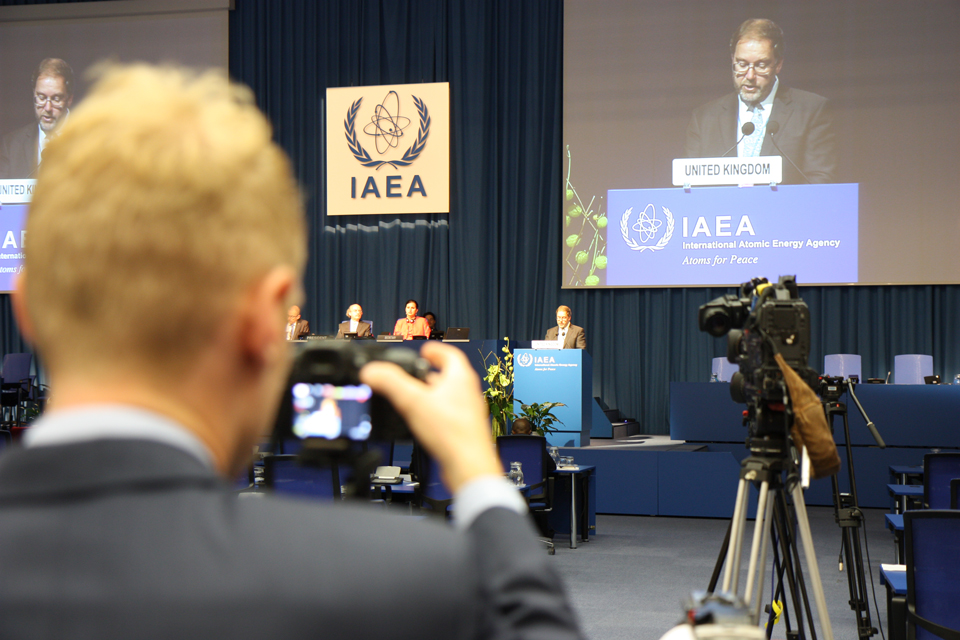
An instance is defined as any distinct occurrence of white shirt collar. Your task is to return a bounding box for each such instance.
[23,404,215,469]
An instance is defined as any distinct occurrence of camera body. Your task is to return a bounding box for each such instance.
[819,375,846,403]
[699,276,819,441]
[272,340,429,444]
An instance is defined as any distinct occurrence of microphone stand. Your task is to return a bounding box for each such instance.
[766,122,812,184]
[822,378,884,639]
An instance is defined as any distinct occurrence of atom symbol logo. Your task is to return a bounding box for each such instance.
[363,91,412,155]
[517,353,533,367]
[620,204,675,252]
[344,95,431,170]
[632,204,663,243]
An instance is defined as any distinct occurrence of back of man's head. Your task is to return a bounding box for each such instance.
[511,418,533,435]
[23,65,306,377]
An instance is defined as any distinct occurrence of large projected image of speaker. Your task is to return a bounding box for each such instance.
[0,0,230,293]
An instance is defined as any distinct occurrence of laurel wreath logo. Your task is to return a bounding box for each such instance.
[620,204,675,252]
[344,96,430,170]
[516,352,533,368]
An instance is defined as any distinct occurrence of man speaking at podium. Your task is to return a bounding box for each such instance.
[683,18,837,184]
[545,305,586,349]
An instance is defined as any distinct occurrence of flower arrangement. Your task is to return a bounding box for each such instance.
[481,340,566,437]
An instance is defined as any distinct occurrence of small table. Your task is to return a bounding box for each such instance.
[551,465,596,549]
[889,464,923,486]
[887,483,923,513]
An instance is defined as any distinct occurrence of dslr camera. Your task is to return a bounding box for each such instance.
[272,340,430,446]
[698,275,819,442]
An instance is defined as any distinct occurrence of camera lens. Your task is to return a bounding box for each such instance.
[701,307,732,337]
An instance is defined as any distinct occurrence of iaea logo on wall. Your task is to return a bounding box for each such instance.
[326,82,450,216]
[516,352,534,368]
[344,90,430,170]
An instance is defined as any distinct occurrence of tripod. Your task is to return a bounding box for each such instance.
[822,380,885,639]
[708,438,834,640]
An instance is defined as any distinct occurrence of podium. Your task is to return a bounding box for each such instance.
[513,349,591,447]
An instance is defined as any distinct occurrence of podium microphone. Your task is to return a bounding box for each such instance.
[766,121,812,184]
[720,122,755,157]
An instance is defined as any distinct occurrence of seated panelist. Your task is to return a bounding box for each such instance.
[424,312,444,340]
[544,305,586,349]
[393,299,431,340]
[286,305,310,340]
[336,303,372,338]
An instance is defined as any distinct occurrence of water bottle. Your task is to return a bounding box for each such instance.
[710,372,719,383]
[954,374,960,385]
[508,462,524,487]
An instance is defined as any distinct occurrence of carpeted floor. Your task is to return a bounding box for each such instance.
[551,506,896,640]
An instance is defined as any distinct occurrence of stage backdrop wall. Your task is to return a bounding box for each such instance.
[2,0,960,435]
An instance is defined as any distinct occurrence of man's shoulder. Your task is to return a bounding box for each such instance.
[3,122,36,138]
[1,122,37,145]
[1,123,37,155]
[690,92,737,118]
[776,85,829,108]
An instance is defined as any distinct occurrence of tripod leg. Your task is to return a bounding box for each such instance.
[773,492,812,640]
[708,518,732,593]
[750,493,775,621]
[745,481,773,610]
[723,476,751,594]
[792,483,835,640]
[766,540,794,640]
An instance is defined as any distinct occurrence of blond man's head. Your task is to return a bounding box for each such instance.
[23,65,306,377]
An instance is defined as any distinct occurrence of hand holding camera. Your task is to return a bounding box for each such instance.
[361,342,502,494]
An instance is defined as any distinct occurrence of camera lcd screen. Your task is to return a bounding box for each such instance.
[291,382,373,441]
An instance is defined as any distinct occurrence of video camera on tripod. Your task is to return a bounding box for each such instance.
[693,276,838,640]
[699,275,820,449]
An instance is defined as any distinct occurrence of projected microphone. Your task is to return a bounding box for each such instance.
[26,148,48,179]
[720,122,755,157]
[766,121,812,184]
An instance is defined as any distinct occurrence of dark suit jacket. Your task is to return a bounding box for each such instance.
[0,439,581,640]
[336,320,372,338]
[288,319,310,339]
[544,324,586,350]
[684,86,838,184]
[0,123,39,179]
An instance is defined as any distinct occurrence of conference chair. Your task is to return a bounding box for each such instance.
[922,453,960,510]
[496,435,555,553]
[412,445,452,519]
[262,453,341,501]
[903,510,960,640]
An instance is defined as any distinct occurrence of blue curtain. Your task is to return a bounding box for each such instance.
[3,0,960,434]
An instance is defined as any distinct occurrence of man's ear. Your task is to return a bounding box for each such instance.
[11,271,36,347]
[237,266,298,367]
